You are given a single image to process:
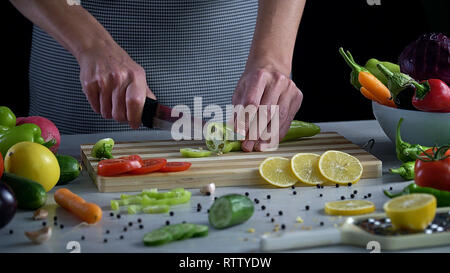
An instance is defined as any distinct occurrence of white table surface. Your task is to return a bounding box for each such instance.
[1,120,448,253]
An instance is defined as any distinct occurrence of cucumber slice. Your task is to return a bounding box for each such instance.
[161,223,196,241]
[208,194,254,229]
[192,224,209,237]
[143,229,173,246]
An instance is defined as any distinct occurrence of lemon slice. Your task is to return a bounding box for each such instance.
[318,150,363,185]
[259,157,298,187]
[290,153,328,185]
[324,200,375,216]
[383,193,436,231]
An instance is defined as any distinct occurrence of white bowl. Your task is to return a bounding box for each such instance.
[372,101,450,146]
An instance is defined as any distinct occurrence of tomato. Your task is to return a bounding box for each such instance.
[128,158,167,175]
[97,158,142,176]
[118,155,144,165]
[159,162,192,172]
[415,147,450,191]
[4,142,60,192]
[0,152,3,178]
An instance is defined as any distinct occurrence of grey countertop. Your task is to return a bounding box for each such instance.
[1,120,448,253]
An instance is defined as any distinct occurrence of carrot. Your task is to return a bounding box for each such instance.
[358,71,396,108]
[54,188,102,224]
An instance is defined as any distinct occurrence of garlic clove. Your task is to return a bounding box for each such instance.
[200,183,215,195]
[33,209,48,220]
[25,226,52,244]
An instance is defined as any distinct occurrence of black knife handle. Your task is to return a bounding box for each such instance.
[141,97,158,128]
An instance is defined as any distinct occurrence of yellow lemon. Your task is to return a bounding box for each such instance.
[325,200,375,216]
[318,150,363,185]
[259,157,298,188]
[383,193,436,231]
[290,153,327,186]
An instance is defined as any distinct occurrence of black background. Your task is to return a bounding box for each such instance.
[2,0,449,123]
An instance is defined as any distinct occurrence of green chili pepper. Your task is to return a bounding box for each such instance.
[91,138,114,159]
[0,106,16,129]
[389,161,415,180]
[396,118,431,163]
[0,123,54,158]
[384,183,450,207]
[281,120,321,142]
[339,48,369,90]
[364,59,400,86]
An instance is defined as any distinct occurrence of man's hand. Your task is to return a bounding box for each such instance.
[232,66,303,152]
[78,42,156,129]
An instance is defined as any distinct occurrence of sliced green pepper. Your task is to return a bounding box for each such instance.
[384,183,450,207]
[180,148,212,158]
[91,138,114,159]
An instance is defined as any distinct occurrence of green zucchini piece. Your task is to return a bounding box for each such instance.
[143,229,173,246]
[208,194,254,229]
[192,224,209,237]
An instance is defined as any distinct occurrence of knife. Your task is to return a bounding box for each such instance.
[141,97,206,140]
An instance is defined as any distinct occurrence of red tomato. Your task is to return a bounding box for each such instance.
[97,158,142,176]
[118,155,143,165]
[128,158,167,175]
[415,147,450,191]
[159,162,192,172]
[0,152,3,178]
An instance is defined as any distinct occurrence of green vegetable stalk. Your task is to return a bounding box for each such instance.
[396,118,431,163]
[389,161,415,180]
[339,47,369,90]
[364,59,400,86]
[384,183,450,207]
[91,138,114,159]
[0,123,55,158]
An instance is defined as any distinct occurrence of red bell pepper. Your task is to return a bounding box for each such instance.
[411,79,450,112]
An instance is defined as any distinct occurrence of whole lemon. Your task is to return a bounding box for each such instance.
[4,141,60,192]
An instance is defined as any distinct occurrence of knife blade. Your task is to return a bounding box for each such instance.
[141,97,206,140]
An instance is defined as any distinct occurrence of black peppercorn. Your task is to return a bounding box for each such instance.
[214,197,218,200]
[207,209,210,213]
[389,187,393,191]
[116,214,121,219]
[291,185,295,189]
[139,225,144,229]
[341,196,345,200]
[169,211,174,216]
[245,192,249,196]
[60,224,64,229]
[368,193,372,198]
[42,222,47,226]
[103,238,108,243]
[266,213,270,217]
[347,183,352,187]
[109,212,114,217]
[254,198,259,204]
[316,184,321,189]
[206,192,211,196]
[261,205,266,210]
[266,195,271,199]
[353,190,358,194]
[281,224,286,230]
[166,220,170,226]
[293,191,297,195]
[305,205,310,210]
[53,216,58,221]
[364,195,367,199]
[123,227,128,232]
[81,236,85,240]
[271,218,275,223]
[137,218,142,223]
[319,194,323,197]
[350,194,355,199]
[54,222,58,226]
[128,222,133,227]
[335,184,339,188]
[106,230,110,234]
[9,230,13,235]
[120,235,124,240]
[278,211,283,216]
[320,222,324,226]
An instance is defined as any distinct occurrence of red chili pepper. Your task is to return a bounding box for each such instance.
[411,79,450,112]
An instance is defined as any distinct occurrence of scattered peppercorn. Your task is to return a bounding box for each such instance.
[389,187,393,191]
[341,196,345,200]
[316,184,321,189]
[106,230,110,234]
[271,218,275,223]
[123,227,128,232]
[54,222,58,226]
[9,230,13,235]
[364,195,367,199]
[281,224,286,230]
[128,222,133,227]
[319,194,323,197]
[137,218,142,223]
[60,224,64,229]
[120,235,124,240]
[305,205,310,210]
[207,209,210,213]
[116,214,121,219]
[166,220,170,226]
[266,213,270,217]
[196,207,201,212]
[245,192,249,196]
[53,216,58,221]
[103,238,108,243]
[266,195,271,199]
[81,236,85,240]
[291,185,295,189]
[109,212,114,217]
[139,225,144,229]
[368,193,372,198]
[214,197,218,200]
[347,183,352,187]
[206,192,211,196]
[278,211,283,216]
[254,198,259,204]
[350,194,355,199]
[293,191,297,195]
[320,222,324,226]
[353,190,358,194]
[42,222,47,226]
[335,184,340,188]
[261,205,266,210]
[169,211,174,216]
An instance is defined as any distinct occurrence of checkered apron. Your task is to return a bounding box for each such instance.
[29,0,258,134]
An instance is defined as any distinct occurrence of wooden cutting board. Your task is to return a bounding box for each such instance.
[81,132,382,192]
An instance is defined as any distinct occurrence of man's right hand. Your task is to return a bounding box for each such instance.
[77,41,156,129]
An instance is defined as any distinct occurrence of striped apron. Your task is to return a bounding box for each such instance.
[29,0,258,134]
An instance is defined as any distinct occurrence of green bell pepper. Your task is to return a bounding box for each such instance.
[0,123,54,158]
[0,106,16,129]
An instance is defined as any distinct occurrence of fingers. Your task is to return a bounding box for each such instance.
[125,71,148,129]
[82,81,101,114]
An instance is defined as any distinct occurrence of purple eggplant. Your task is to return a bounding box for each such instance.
[398,33,450,85]
[0,183,17,229]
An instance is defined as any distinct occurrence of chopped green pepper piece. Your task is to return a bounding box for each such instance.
[91,138,114,159]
